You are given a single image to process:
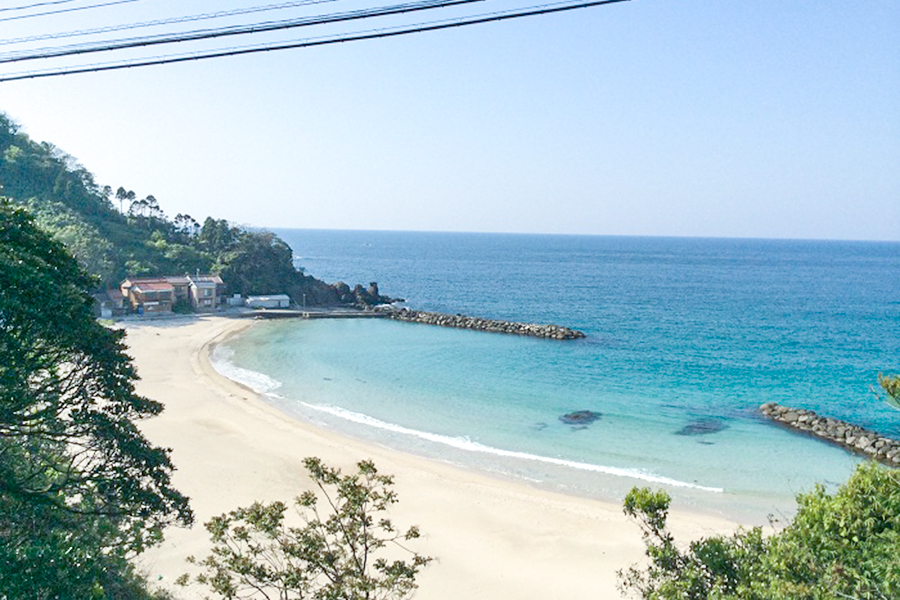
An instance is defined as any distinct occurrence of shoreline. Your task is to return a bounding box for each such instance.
[127,315,741,599]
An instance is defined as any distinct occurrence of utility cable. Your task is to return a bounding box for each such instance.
[0,0,487,63]
[0,0,142,23]
[0,0,630,82]
[0,0,343,46]
[0,0,82,13]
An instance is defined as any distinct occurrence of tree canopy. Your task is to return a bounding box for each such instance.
[0,199,192,597]
[619,462,900,600]
[1,111,389,306]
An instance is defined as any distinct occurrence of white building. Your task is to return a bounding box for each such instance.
[246,294,291,309]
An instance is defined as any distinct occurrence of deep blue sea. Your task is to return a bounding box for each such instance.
[213,230,900,521]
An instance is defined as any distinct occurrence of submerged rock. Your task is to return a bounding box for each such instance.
[675,418,729,436]
[559,410,602,426]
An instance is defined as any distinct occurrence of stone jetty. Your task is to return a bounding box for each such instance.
[760,402,900,467]
[381,308,586,340]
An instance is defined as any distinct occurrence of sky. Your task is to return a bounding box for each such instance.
[0,0,898,241]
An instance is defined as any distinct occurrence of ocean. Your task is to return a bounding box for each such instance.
[212,230,900,521]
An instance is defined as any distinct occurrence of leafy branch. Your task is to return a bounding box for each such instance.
[182,457,432,600]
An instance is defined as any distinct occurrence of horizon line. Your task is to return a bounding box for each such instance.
[247,225,900,245]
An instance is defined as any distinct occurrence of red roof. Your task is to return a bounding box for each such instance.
[133,281,174,292]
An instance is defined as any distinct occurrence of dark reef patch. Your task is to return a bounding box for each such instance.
[675,418,728,436]
[560,410,602,426]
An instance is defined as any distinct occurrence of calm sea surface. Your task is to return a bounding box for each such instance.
[213,231,900,521]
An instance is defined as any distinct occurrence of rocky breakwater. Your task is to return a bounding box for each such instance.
[760,402,900,467]
[382,308,586,340]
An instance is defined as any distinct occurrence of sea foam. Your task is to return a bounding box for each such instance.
[210,344,282,394]
[301,402,724,493]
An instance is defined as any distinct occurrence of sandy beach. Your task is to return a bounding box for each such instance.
[127,315,740,599]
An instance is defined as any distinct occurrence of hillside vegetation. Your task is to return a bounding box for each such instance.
[0,111,387,306]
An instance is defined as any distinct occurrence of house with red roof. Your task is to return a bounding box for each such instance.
[120,278,175,314]
[120,274,228,314]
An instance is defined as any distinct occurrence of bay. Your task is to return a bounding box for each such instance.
[214,231,900,520]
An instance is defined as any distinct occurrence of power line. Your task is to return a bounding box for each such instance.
[0,0,82,13]
[0,0,343,46]
[0,0,487,63]
[0,0,630,82]
[0,0,142,23]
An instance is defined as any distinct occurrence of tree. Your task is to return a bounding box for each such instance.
[214,230,297,296]
[1,110,378,305]
[144,194,164,221]
[20,197,116,283]
[183,457,432,600]
[174,213,200,238]
[115,186,137,215]
[129,195,148,218]
[0,200,192,597]
[618,462,900,600]
[199,216,242,254]
[877,373,900,410]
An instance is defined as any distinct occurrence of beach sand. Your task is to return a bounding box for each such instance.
[127,315,739,599]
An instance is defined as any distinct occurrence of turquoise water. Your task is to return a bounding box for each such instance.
[214,232,900,521]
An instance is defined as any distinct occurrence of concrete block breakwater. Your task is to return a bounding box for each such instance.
[760,402,900,467]
[382,308,586,340]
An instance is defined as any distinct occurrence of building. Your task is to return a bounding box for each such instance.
[120,278,175,314]
[165,276,191,307]
[119,274,227,314]
[93,288,126,318]
[187,274,225,312]
[246,294,291,309]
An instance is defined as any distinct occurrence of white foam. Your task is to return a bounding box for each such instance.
[211,345,282,394]
[301,402,723,493]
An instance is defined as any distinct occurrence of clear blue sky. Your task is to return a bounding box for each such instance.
[1,0,897,240]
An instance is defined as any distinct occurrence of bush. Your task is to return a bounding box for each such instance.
[619,462,900,599]
[182,457,432,600]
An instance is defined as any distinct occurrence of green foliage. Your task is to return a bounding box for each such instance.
[146,229,211,275]
[0,114,114,224]
[877,373,900,410]
[0,200,192,597]
[214,230,299,297]
[619,462,900,600]
[20,197,115,281]
[184,457,432,600]
[0,112,213,285]
[0,110,376,306]
[198,217,242,255]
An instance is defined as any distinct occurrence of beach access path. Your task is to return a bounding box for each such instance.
[126,315,739,599]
